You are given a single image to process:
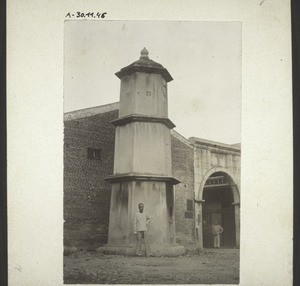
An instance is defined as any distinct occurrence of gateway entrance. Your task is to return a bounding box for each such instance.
[202,172,236,248]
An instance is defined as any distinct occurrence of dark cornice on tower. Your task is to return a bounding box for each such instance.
[115,47,173,82]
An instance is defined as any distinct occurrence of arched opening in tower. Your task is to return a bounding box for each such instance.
[202,172,236,248]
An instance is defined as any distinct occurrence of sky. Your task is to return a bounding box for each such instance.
[64,21,241,144]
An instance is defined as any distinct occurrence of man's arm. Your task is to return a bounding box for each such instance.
[219,226,224,234]
[146,214,152,225]
[134,214,137,234]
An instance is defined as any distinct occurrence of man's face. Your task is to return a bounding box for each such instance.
[138,204,144,213]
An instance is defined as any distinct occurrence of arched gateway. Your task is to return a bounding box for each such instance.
[190,138,241,249]
[201,171,239,248]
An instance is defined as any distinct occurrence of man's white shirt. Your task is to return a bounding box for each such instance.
[134,212,151,232]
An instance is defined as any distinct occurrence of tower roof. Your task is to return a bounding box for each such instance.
[115,48,173,82]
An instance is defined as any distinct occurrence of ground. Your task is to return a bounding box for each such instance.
[64,248,239,284]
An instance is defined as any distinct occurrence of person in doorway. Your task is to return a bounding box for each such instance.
[211,221,224,248]
[134,203,154,257]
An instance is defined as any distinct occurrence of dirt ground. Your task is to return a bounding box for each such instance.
[64,248,239,284]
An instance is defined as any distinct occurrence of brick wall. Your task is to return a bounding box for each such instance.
[64,109,118,249]
[171,134,195,245]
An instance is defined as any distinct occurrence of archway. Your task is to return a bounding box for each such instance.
[201,171,239,248]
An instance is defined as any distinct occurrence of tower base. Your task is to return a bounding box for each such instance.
[97,244,185,257]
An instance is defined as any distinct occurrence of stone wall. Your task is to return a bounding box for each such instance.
[170,132,195,245]
[64,109,118,249]
[191,140,241,200]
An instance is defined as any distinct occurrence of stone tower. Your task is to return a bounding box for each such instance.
[104,48,184,256]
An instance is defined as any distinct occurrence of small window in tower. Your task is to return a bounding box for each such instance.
[87,147,102,160]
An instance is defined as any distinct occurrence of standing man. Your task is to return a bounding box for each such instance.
[134,203,153,257]
[211,221,224,249]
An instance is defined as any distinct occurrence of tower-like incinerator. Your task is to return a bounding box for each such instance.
[104,48,184,256]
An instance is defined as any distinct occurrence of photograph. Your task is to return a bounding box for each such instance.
[7,1,292,285]
[63,20,241,284]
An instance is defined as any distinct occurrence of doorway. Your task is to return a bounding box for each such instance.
[202,172,236,248]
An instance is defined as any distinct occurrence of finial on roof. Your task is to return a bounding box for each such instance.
[140,47,149,60]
